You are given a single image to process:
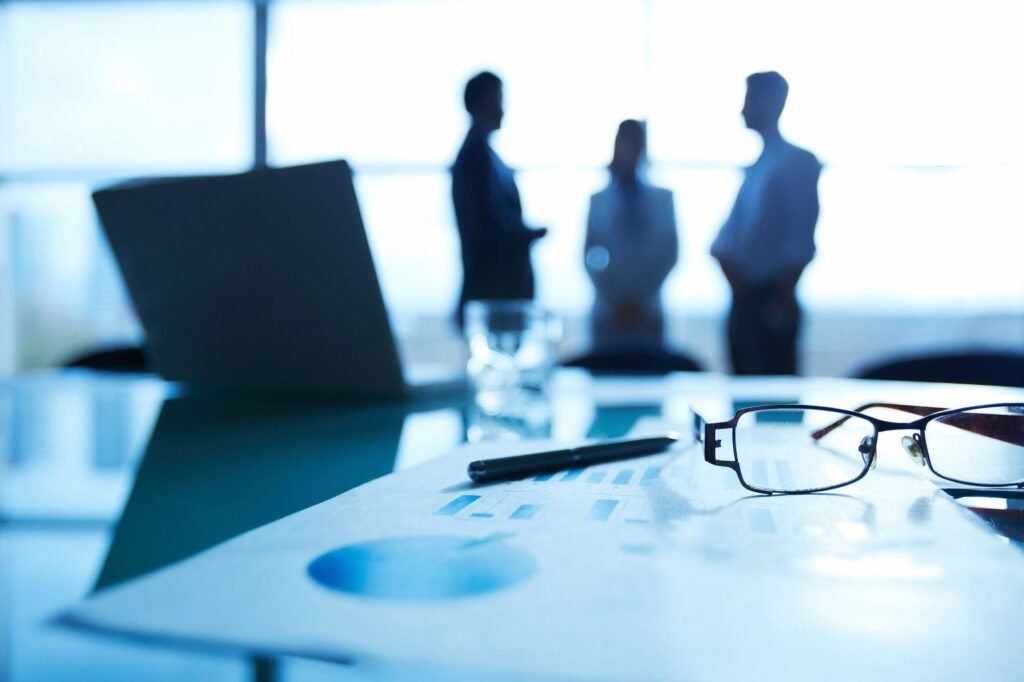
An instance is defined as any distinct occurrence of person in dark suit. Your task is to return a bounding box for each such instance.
[451,71,546,325]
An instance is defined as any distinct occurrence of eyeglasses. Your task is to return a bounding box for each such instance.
[691,402,1024,495]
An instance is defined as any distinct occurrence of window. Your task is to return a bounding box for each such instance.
[0,2,252,173]
[268,0,1024,320]
[2,0,1022,371]
[0,1,251,368]
[268,0,648,168]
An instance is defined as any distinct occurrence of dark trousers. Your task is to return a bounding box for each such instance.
[727,282,800,375]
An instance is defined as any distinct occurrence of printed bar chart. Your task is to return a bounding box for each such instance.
[586,499,619,521]
[640,466,662,485]
[436,452,670,525]
[436,495,481,516]
[613,470,634,485]
[510,504,540,520]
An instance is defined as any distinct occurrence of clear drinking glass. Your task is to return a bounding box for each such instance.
[463,300,561,413]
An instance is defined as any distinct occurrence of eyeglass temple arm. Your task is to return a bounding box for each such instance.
[810,403,946,440]
[937,412,1024,447]
[812,403,1024,447]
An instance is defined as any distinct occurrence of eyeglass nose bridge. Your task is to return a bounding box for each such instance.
[901,432,927,466]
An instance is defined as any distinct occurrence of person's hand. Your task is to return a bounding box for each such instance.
[613,301,642,327]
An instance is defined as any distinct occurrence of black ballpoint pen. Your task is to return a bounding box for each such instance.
[467,434,679,483]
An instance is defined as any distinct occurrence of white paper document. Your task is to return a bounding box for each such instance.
[62,428,1024,681]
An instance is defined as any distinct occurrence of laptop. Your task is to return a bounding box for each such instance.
[94,160,464,398]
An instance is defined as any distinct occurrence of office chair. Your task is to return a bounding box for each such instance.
[855,350,1024,388]
[563,345,704,375]
[64,344,151,373]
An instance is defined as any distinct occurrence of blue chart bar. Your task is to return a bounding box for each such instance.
[471,513,494,518]
[775,461,794,490]
[587,471,606,484]
[435,495,481,516]
[613,470,634,486]
[534,472,556,481]
[587,499,619,521]
[751,460,769,488]
[561,468,585,482]
[640,466,662,486]
[510,504,539,520]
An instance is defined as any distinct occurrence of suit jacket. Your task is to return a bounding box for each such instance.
[585,179,678,349]
[451,126,537,319]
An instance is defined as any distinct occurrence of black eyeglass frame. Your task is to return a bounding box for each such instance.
[691,402,1024,495]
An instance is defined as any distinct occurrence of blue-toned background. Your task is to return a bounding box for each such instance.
[1,0,1022,372]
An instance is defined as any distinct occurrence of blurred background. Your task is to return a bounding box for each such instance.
[1,0,1022,375]
[2,4,1024,679]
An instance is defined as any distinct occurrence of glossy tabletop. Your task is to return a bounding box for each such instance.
[2,369,1023,681]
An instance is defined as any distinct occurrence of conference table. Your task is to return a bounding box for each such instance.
[2,369,1023,681]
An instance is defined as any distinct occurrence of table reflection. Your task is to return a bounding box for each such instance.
[96,392,445,590]
[0,376,166,523]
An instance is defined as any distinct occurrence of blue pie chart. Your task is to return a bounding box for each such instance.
[308,534,536,601]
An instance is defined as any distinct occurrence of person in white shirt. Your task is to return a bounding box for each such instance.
[584,120,679,352]
[711,72,821,375]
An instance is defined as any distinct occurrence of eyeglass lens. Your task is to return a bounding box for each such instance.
[924,405,1024,486]
[734,408,876,493]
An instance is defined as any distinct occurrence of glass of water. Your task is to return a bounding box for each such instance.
[463,300,562,414]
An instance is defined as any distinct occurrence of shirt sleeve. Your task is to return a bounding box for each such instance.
[761,153,821,275]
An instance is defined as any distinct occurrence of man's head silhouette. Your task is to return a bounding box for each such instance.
[611,119,646,178]
[464,71,504,132]
[742,71,788,135]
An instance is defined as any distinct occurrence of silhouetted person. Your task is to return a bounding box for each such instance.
[584,120,678,351]
[711,72,821,375]
[452,71,546,325]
